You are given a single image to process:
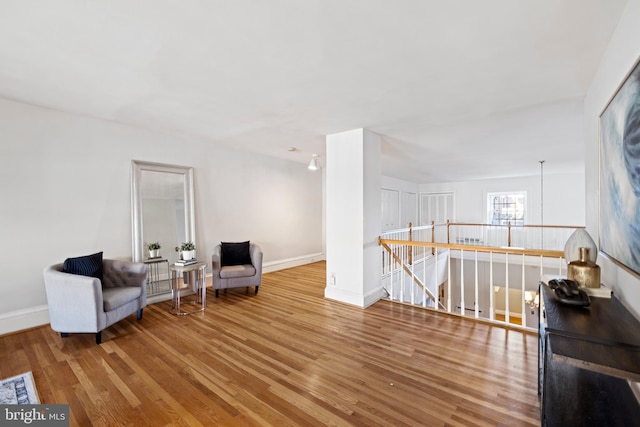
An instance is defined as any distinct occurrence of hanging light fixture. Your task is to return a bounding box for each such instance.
[308,154,320,171]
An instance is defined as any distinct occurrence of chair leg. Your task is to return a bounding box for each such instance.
[255,286,259,295]
[137,308,143,320]
[95,331,102,345]
[215,289,219,298]
[60,333,69,338]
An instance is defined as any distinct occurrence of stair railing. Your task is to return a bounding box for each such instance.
[380,222,579,329]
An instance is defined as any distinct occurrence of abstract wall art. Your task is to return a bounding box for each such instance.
[600,56,640,276]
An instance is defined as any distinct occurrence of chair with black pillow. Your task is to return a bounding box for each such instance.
[211,241,263,297]
[43,252,147,344]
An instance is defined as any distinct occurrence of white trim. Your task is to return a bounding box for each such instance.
[324,285,384,308]
[324,287,363,307]
[0,305,50,336]
[363,286,385,308]
[147,293,174,305]
[262,252,325,273]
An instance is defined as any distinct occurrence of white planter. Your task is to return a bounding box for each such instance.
[181,250,195,260]
[149,249,160,258]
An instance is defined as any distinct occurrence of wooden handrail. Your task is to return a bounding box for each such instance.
[446,222,585,229]
[436,221,582,249]
[378,237,564,258]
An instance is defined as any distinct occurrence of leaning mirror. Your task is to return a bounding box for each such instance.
[131,160,195,299]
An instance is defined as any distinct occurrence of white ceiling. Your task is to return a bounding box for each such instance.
[0,0,627,182]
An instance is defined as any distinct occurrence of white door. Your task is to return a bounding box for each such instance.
[381,189,400,231]
[401,191,417,228]
[420,192,454,225]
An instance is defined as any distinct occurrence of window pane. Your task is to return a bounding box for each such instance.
[487,192,526,226]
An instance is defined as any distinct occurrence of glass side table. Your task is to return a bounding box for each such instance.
[168,262,207,315]
[144,258,170,295]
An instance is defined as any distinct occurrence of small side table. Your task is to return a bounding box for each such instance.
[168,262,207,315]
[144,258,170,294]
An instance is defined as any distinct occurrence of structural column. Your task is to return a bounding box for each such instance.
[325,128,383,307]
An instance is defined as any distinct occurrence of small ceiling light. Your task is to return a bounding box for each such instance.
[308,154,320,171]
[287,147,296,152]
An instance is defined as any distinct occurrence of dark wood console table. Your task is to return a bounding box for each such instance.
[539,282,640,426]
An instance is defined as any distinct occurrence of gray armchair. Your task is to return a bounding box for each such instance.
[44,259,147,344]
[211,243,263,297]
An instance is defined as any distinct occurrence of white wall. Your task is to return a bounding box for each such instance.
[0,98,323,333]
[325,129,383,308]
[362,130,383,306]
[584,0,640,317]
[419,172,585,226]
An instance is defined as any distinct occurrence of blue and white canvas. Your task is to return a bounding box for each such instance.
[600,58,640,276]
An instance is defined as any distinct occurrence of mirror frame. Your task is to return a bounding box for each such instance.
[131,160,195,262]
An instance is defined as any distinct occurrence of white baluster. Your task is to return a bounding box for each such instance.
[460,249,465,316]
[489,252,494,321]
[521,254,526,328]
[474,250,479,319]
[505,252,510,325]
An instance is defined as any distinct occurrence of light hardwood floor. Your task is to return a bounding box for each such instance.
[1,262,540,426]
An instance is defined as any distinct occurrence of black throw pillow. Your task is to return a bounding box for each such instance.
[221,241,251,267]
[63,251,104,282]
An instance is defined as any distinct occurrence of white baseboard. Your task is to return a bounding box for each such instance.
[324,286,385,308]
[363,286,385,308]
[262,252,325,273]
[325,287,364,307]
[0,305,50,336]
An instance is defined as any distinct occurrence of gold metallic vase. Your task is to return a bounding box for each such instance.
[567,247,601,288]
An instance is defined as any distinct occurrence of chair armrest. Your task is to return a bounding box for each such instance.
[211,245,222,277]
[43,267,103,332]
[250,244,263,278]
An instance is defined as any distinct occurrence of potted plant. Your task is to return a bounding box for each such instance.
[180,241,196,261]
[147,242,161,258]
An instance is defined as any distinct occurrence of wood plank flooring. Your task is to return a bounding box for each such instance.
[1,261,540,426]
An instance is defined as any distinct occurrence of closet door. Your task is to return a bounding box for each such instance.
[420,192,454,226]
[381,189,400,231]
[401,191,417,229]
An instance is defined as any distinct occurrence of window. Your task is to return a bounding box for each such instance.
[487,192,526,226]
